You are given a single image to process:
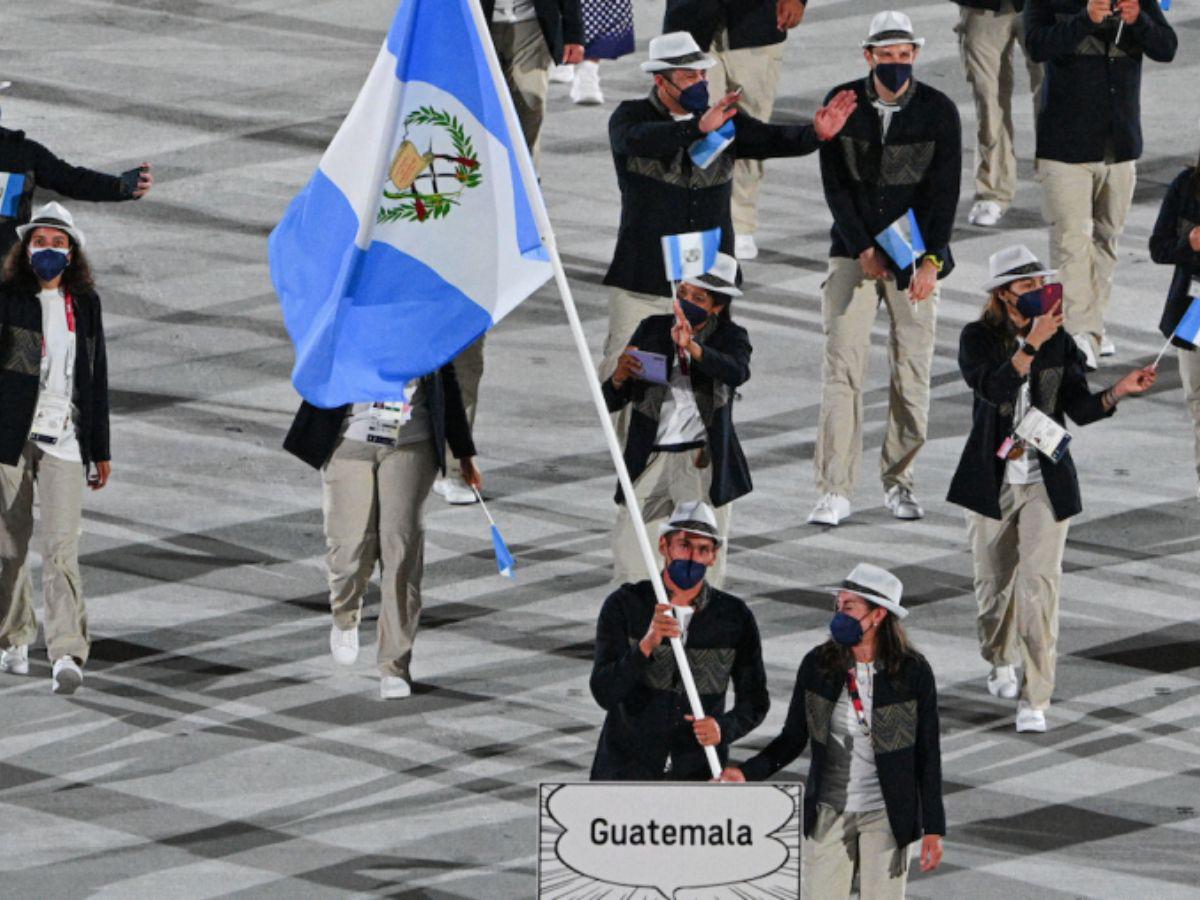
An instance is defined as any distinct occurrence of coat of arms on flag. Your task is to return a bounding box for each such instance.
[381,107,483,223]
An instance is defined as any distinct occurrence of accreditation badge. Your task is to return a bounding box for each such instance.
[29,392,72,446]
[364,381,418,446]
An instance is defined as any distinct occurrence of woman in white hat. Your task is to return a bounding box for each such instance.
[0,202,110,694]
[720,563,945,899]
[946,245,1155,732]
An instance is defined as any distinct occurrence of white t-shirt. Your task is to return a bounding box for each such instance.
[654,361,705,447]
[491,0,537,23]
[1004,375,1043,486]
[31,288,81,462]
[821,661,886,814]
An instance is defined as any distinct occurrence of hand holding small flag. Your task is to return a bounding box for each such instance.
[1112,365,1157,397]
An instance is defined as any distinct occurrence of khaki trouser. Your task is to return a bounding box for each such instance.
[802,804,912,900]
[612,449,732,589]
[322,437,438,679]
[965,482,1069,710]
[707,29,785,236]
[956,1,1043,206]
[814,257,938,497]
[490,19,552,169]
[1036,158,1136,348]
[0,443,88,663]
[442,335,485,482]
[601,288,675,442]
[1179,346,1200,484]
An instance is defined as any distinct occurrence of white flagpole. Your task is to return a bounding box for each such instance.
[466,0,722,778]
[1151,334,1173,369]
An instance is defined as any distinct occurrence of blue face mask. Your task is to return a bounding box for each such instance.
[873,62,912,94]
[678,298,710,327]
[830,611,868,647]
[29,247,69,282]
[673,79,710,114]
[666,558,707,590]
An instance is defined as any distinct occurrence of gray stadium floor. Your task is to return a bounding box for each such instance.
[1,1,1199,897]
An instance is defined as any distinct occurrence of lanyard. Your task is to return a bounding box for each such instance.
[845,668,871,736]
[40,291,76,356]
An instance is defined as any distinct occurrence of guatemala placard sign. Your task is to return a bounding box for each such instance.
[538,783,802,898]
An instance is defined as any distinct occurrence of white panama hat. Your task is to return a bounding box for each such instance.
[682,252,742,298]
[827,562,908,619]
[861,11,926,49]
[642,32,716,73]
[658,500,722,547]
[982,244,1057,292]
[15,201,86,249]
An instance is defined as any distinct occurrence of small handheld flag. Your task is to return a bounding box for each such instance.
[661,228,721,282]
[688,121,736,170]
[472,487,515,579]
[875,210,925,271]
[1150,296,1200,368]
[1173,297,1200,351]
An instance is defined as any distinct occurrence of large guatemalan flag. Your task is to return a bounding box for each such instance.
[269,0,553,408]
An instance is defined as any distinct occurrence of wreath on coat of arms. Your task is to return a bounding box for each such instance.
[377,106,482,224]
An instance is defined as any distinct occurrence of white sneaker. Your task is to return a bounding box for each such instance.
[807,493,851,526]
[51,657,83,695]
[1099,334,1115,357]
[433,477,478,505]
[380,675,412,699]
[734,234,759,261]
[329,624,359,666]
[884,485,924,520]
[549,63,575,84]
[1072,333,1098,371]
[569,60,603,105]
[987,664,1019,699]
[0,644,29,675]
[968,200,1004,227]
[1015,701,1047,733]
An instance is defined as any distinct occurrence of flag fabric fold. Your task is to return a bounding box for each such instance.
[490,524,516,579]
[269,0,552,408]
[660,228,722,282]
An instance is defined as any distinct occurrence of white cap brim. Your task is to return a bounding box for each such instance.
[861,36,925,48]
[658,521,722,547]
[681,275,741,298]
[642,56,716,73]
[982,267,1057,292]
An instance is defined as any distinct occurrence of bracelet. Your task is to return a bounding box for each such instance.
[921,253,945,272]
[1103,387,1118,409]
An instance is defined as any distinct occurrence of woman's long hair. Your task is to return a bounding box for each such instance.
[814,608,924,682]
[1,232,95,295]
[980,287,1024,353]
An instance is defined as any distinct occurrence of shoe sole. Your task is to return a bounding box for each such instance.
[806,516,839,526]
[890,510,924,520]
[53,670,82,695]
[380,684,412,699]
[1015,722,1046,733]
[331,651,358,666]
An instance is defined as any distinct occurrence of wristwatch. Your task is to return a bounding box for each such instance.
[1020,343,1038,357]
